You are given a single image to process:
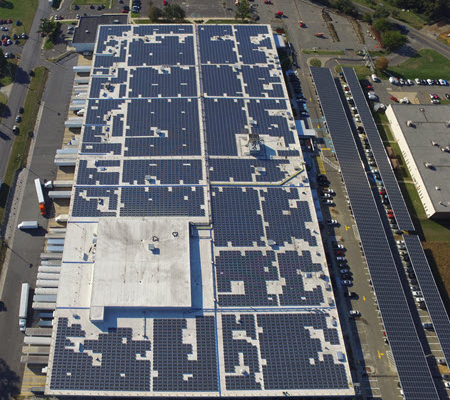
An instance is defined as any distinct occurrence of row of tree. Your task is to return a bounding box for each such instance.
[148,2,185,23]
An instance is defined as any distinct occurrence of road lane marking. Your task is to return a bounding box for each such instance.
[378,351,384,358]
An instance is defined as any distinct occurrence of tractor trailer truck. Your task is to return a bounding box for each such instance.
[19,283,30,332]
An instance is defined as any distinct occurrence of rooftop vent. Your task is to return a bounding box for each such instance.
[435,187,441,191]
[85,30,89,34]
[424,162,433,169]
[406,120,414,127]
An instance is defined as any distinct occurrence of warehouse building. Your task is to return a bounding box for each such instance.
[45,24,353,397]
[386,104,450,219]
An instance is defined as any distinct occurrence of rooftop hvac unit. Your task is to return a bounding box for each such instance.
[431,141,439,146]
[406,120,413,127]
[424,162,433,169]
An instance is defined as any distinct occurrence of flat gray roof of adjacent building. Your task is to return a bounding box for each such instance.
[388,104,450,215]
[72,14,128,44]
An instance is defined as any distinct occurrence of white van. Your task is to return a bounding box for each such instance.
[371,74,379,82]
[18,221,38,230]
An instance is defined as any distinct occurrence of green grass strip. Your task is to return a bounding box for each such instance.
[302,49,345,55]
[0,66,48,225]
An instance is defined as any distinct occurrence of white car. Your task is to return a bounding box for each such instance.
[340,269,350,274]
[407,79,413,85]
[341,280,352,286]
[400,97,410,104]
[412,291,422,297]
[334,244,344,249]
[427,79,433,85]
[349,310,360,317]
[415,78,421,85]
[396,240,404,245]
[336,257,346,261]
[327,219,338,225]
[321,193,332,199]
[322,199,333,204]
[431,99,440,104]
[416,297,425,303]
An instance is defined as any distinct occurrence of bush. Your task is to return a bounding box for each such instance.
[374,56,389,70]
[382,30,408,51]
[373,18,393,32]
[310,59,322,67]
[373,5,390,19]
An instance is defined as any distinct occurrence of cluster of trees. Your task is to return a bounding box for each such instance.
[372,17,408,51]
[148,2,185,23]
[382,0,448,22]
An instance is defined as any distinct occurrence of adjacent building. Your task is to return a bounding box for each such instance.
[386,104,450,219]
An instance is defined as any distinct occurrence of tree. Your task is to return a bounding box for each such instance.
[382,30,407,51]
[373,5,390,19]
[374,56,389,70]
[334,0,359,17]
[373,18,393,32]
[0,48,7,75]
[235,0,250,21]
[37,18,57,35]
[362,13,373,24]
[148,5,163,22]
[221,1,226,8]
[172,4,186,22]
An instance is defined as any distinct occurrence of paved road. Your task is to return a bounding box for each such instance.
[0,0,52,178]
[0,52,77,394]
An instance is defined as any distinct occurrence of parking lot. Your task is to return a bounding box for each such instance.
[56,0,126,20]
[363,77,450,107]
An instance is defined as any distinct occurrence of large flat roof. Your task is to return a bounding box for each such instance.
[46,24,353,397]
[388,104,450,214]
[72,14,129,44]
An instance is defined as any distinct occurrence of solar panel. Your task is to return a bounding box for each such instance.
[310,66,439,400]
[403,235,450,366]
[342,67,414,231]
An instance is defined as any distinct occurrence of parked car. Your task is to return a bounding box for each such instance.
[344,291,357,298]
[349,310,360,317]
[340,269,350,274]
[327,219,337,225]
[341,280,352,286]
[15,115,21,122]
[390,96,398,102]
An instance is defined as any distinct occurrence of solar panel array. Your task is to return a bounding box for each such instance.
[48,26,353,397]
[403,235,450,366]
[342,67,414,231]
[310,66,439,400]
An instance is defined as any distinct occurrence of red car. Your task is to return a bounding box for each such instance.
[390,96,398,102]
[379,189,386,195]
[163,0,167,4]
[366,84,373,90]
[7,19,12,24]
[432,93,439,99]
[264,0,272,3]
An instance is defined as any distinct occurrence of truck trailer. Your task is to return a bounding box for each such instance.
[19,283,30,332]
[34,178,46,215]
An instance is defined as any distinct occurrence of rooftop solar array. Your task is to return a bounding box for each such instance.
[46,26,353,397]
[342,67,414,231]
[310,67,439,400]
[403,235,450,366]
